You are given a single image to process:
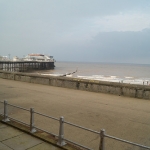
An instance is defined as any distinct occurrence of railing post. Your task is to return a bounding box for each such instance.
[57,116,66,146]
[2,100,10,122]
[99,129,105,150]
[30,108,36,133]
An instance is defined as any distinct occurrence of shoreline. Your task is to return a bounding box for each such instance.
[0,70,150,100]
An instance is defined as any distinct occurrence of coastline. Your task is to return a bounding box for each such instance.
[0,70,150,100]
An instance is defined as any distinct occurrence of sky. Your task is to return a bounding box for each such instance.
[0,0,150,64]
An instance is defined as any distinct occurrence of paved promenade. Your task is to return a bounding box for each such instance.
[0,78,150,149]
[0,121,61,150]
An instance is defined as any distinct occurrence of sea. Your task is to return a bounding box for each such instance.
[38,61,150,85]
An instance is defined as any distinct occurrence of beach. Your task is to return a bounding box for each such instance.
[0,78,150,149]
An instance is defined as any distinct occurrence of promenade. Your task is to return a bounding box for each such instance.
[0,78,150,149]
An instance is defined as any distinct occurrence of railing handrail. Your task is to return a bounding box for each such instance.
[34,111,59,121]
[64,121,99,134]
[0,100,150,150]
[8,103,30,111]
[105,134,150,149]
[8,116,29,127]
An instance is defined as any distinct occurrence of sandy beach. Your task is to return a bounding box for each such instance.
[0,78,150,149]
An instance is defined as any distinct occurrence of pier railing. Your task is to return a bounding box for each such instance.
[0,100,150,150]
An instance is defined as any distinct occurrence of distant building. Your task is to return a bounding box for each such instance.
[13,56,20,61]
[0,54,55,62]
[23,54,55,62]
[0,56,2,61]
[0,56,10,61]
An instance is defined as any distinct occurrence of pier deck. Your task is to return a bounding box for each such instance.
[0,61,55,72]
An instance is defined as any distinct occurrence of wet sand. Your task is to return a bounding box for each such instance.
[0,78,150,149]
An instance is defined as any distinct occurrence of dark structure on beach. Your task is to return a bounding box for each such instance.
[0,61,55,72]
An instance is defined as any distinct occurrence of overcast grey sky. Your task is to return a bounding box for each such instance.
[0,0,150,64]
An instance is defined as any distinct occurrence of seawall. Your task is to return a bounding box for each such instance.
[0,70,150,100]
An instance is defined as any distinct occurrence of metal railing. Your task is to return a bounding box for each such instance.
[0,100,150,150]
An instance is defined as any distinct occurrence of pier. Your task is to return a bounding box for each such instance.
[0,61,55,72]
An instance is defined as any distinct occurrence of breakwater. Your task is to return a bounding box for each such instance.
[0,70,150,100]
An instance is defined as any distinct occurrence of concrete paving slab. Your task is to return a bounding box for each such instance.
[0,142,13,150]
[0,125,23,141]
[0,122,7,129]
[27,142,62,150]
[2,133,43,150]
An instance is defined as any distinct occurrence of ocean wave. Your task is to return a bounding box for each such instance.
[77,75,150,85]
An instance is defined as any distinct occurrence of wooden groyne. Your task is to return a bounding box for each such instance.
[0,61,55,72]
[0,70,150,100]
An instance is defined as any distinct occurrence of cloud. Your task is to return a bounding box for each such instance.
[0,0,150,64]
[93,12,150,32]
[54,29,150,64]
